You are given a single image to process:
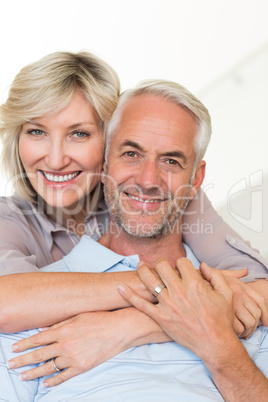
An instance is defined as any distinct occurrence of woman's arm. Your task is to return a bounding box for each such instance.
[1,189,268,333]
[0,199,154,332]
[8,307,171,388]
[0,219,153,332]
[0,270,154,332]
[183,188,268,279]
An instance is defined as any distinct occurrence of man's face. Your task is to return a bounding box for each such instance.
[103,94,205,238]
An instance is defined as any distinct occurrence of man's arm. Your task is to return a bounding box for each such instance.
[118,259,268,401]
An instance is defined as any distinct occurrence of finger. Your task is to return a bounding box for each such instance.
[136,261,168,298]
[244,286,268,327]
[222,268,248,279]
[18,358,65,381]
[153,258,182,290]
[200,263,233,305]
[233,316,245,338]
[175,258,202,284]
[234,304,260,339]
[8,344,58,369]
[50,316,75,330]
[42,367,79,388]
[11,329,57,353]
[118,284,159,320]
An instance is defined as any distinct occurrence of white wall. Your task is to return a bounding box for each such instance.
[0,0,267,257]
[202,46,268,259]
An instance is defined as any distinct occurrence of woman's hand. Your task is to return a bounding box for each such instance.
[215,265,268,338]
[8,310,129,387]
[7,305,171,387]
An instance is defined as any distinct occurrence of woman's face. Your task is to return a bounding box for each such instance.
[19,91,104,211]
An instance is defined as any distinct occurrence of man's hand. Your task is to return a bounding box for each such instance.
[118,258,268,401]
[8,311,128,387]
[118,257,235,360]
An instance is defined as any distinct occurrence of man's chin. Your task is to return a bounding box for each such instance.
[117,219,169,238]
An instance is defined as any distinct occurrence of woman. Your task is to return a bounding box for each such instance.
[0,52,267,388]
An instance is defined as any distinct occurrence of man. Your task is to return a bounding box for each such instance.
[1,80,268,401]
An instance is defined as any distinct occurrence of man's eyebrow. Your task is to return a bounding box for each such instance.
[119,140,145,152]
[119,141,187,163]
[162,151,187,164]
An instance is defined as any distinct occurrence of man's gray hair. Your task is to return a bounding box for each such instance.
[105,79,212,169]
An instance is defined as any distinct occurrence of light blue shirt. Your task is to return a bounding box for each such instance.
[1,236,267,401]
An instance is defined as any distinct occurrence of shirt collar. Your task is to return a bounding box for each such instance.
[63,235,139,273]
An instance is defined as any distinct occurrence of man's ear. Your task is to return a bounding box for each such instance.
[101,161,106,184]
[190,160,206,198]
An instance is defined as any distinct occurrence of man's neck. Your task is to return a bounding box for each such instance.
[98,220,186,267]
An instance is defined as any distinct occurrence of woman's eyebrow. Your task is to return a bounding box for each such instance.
[67,121,98,129]
[24,120,45,128]
[24,120,97,129]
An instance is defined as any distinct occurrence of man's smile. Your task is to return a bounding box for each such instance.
[125,192,168,203]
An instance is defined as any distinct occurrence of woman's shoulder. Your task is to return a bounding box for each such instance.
[0,194,35,218]
[0,194,51,231]
[0,194,57,249]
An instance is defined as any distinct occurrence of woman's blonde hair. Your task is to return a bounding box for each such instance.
[0,51,120,208]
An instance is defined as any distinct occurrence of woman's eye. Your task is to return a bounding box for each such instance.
[27,129,44,136]
[72,131,90,139]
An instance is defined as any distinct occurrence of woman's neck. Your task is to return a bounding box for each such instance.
[45,204,87,238]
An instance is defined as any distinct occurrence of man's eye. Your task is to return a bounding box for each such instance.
[166,159,179,165]
[125,151,137,158]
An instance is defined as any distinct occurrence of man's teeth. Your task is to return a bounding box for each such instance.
[127,193,163,203]
[43,172,80,183]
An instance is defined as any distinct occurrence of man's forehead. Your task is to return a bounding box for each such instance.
[111,94,198,150]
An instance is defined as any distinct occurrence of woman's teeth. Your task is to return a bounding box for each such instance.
[42,171,80,183]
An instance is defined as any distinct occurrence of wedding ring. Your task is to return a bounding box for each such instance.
[153,283,166,297]
[52,359,61,372]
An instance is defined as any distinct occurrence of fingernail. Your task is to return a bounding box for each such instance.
[6,360,16,369]
[137,261,145,268]
[10,344,18,352]
[42,381,49,388]
[19,373,28,381]
[39,327,50,332]
[118,285,126,293]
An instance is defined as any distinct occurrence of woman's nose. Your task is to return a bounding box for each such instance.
[44,140,71,170]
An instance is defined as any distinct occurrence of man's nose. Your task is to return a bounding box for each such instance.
[135,160,162,189]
